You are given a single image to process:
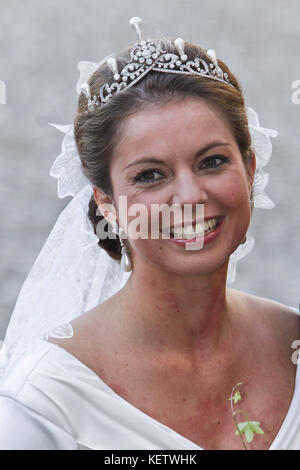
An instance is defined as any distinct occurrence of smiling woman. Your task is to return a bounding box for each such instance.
[74,38,254,263]
[0,18,299,451]
[91,98,254,270]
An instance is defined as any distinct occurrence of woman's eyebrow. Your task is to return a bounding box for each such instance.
[124,141,231,170]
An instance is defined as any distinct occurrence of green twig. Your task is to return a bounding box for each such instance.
[229,383,248,450]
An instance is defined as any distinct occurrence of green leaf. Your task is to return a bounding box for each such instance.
[245,427,254,443]
[235,421,248,433]
[250,421,264,435]
[228,391,242,403]
[234,421,264,444]
[233,391,242,404]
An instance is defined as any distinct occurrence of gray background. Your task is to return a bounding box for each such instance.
[0,0,299,340]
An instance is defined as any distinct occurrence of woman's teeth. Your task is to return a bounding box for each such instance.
[169,217,219,239]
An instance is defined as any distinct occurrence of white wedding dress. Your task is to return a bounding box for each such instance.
[0,306,299,450]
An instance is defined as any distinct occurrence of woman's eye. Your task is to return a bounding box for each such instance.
[132,169,164,185]
[200,155,229,169]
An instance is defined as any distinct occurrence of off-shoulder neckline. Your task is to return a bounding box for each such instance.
[44,318,300,451]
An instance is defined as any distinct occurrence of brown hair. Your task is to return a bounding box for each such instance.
[74,38,253,263]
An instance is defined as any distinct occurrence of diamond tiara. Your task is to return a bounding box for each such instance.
[80,17,235,113]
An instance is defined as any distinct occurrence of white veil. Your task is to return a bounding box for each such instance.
[0,58,277,384]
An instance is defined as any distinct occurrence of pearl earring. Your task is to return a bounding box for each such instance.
[120,238,132,273]
[112,221,132,272]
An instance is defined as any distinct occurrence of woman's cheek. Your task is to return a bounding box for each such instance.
[221,177,249,209]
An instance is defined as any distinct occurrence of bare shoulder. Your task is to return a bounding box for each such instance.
[230,288,300,345]
[47,292,121,362]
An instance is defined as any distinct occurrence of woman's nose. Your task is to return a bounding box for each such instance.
[171,170,208,207]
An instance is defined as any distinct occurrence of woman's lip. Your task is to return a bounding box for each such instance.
[161,215,225,233]
[163,216,225,245]
[202,216,225,245]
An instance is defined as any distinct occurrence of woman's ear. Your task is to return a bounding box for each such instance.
[93,186,111,207]
[93,186,117,226]
[247,151,256,190]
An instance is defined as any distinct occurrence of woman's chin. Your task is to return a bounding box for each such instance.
[144,253,230,278]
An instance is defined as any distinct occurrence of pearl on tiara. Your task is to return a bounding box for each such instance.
[206,49,217,63]
[106,56,121,81]
[81,17,234,114]
[129,16,143,41]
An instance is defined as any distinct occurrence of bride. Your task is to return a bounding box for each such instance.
[0,18,299,450]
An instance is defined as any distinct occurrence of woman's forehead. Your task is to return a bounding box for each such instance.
[113,98,236,162]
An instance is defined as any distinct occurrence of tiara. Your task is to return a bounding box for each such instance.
[80,17,234,113]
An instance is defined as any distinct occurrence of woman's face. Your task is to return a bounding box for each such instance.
[96,97,256,276]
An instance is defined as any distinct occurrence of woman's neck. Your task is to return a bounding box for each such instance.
[117,260,238,361]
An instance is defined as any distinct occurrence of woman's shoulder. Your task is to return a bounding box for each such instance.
[230,288,300,347]
[0,392,78,450]
[235,289,299,319]
[47,295,122,368]
[0,342,80,449]
[0,340,93,411]
[229,287,299,317]
[0,342,55,398]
